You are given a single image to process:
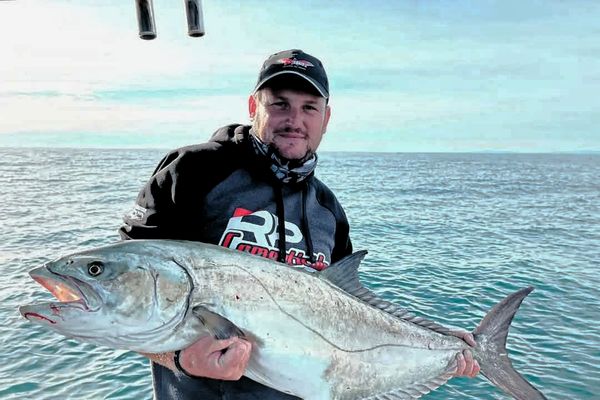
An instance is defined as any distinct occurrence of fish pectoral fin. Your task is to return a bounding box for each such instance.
[192,306,245,340]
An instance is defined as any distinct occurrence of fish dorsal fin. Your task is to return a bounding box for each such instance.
[320,250,368,292]
[321,251,452,336]
[192,306,245,340]
[364,360,456,400]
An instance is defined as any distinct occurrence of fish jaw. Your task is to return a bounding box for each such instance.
[19,264,101,326]
[19,300,88,325]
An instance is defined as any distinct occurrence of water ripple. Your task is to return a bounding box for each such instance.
[1,150,599,399]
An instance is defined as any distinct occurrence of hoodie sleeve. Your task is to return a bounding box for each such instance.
[331,209,353,263]
[119,126,248,241]
[312,179,353,263]
[118,150,183,240]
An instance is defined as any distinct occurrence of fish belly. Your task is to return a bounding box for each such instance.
[190,258,461,399]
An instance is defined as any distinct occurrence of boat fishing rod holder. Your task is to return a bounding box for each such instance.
[135,0,205,40]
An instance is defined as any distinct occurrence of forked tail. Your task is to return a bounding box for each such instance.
[473,287,547,400]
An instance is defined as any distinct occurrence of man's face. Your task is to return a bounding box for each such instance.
[249,87,331,161]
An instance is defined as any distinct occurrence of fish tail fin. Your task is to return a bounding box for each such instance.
[473,287,548,400]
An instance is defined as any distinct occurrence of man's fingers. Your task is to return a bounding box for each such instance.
[217,340,252,380]
[189,335,242,353]
[448,331,480,378]
[186,335,226,353]
[463,333,477,347]
[470,359,481,378]
[455,352,466,375]
[207,337,238,353]
[450,330,477,347]
[454,350,480,378]
[179,336,251,380]
[463,349,475,375]
[220,340,252,367]
[463,350,480,378]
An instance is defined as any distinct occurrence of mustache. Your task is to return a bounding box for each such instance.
[275,126,306,135]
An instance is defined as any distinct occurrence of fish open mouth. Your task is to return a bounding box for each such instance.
[20,265,99,324]
[33,273,84,304]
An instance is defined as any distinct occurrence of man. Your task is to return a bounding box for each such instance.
[119,49,479,399]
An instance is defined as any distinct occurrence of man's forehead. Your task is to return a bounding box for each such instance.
[264,87,325,103]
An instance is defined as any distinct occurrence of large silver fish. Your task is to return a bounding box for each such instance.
[20,240,547,399]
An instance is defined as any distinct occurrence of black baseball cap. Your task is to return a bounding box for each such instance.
[253,49,329,99]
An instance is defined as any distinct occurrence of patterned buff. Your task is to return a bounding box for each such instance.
[249,130,318,183]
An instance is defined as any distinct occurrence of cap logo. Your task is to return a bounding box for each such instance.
[279,57,314,69]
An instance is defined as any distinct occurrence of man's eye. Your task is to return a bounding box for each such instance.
[304,105,317,111]
[272,102,288,109]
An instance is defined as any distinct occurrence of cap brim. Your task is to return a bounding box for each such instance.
[253,71,328,99]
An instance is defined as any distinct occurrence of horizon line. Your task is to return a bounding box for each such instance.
[0,145,598,155]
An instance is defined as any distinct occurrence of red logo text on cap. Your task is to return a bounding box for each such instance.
[279,58,314,69]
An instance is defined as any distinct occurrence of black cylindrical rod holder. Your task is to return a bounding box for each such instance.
[185,0,205,37]
[135,0,157,40]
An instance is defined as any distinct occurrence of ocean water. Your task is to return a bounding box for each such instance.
[0,148,598,399]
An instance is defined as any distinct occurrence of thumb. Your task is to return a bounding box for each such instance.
[219,339,252,367]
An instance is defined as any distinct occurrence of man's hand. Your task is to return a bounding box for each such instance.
[449,330,480,378]
[179,335,252,380]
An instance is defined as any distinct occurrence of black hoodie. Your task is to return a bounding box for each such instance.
[119,124,352,399]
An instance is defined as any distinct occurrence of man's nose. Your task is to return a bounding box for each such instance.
[285,107,301,127]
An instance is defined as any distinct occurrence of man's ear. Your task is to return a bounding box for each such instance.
[248,95,257,119]
[322,105,332,134]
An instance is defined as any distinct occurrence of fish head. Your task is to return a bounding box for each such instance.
[19,241,193,350]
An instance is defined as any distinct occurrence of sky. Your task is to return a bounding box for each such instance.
[0,0,599,152]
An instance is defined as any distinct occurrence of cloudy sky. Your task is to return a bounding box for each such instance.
[0,0,598,152]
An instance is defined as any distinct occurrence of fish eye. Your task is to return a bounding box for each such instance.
[87,262,104,277]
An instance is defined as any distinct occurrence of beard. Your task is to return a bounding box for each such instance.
[271,143,314,167]
[253,124,314,166]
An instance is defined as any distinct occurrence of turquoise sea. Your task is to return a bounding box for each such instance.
[1,148,599,399]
